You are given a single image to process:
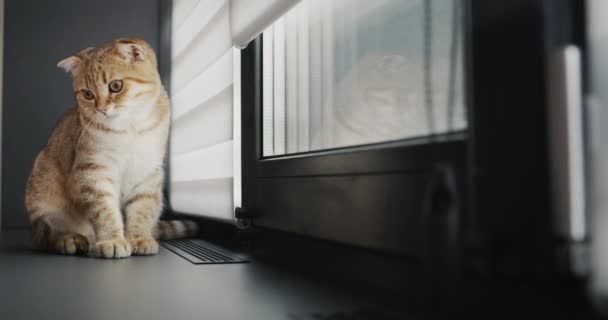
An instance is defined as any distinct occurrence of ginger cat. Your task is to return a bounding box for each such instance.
[25,38,196,258]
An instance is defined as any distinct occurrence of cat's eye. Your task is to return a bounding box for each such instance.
[109,80,123,93]
[81,89,95,100]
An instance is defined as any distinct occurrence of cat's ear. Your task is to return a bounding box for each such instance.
[57,56,82,77]
[115,42,145,62]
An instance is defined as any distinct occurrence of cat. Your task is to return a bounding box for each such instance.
[324,52,466,150]
[24,38,197,258]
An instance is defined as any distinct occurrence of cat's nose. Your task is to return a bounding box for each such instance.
[96,106,108,115]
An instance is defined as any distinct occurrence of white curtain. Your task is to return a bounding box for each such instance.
[169,0,299,221]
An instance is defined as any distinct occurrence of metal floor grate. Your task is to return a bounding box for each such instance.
[161,239,249,264]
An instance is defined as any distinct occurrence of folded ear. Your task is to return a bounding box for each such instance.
[115,42,145,62]
[57,56,83,77]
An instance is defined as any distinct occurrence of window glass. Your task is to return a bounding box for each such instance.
[262,0,466,156]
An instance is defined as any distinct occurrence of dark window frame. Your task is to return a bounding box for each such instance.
[240,0,568,275]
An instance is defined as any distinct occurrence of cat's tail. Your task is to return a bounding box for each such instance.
[153,220,199,240]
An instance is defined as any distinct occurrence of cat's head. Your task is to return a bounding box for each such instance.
[57,38,161,124]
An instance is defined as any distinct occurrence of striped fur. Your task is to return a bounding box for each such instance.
[25,38,197,259]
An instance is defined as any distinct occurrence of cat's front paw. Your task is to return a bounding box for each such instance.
[94,238,132,259]
[55,233,90,255]
[128,236,159,256]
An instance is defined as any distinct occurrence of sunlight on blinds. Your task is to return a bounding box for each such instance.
[170,0,236,221]
[169,0,301,220]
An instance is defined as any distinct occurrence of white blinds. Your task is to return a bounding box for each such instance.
[170,0,295,221]
[170,0,236,221]
[230,0,301,48]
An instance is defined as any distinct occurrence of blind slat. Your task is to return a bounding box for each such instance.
[296,1,310,151]
[171,178,233,220]
[262,25,274,156]
[309,2,323,150]
[173,0,225,60]
[173,49,233,120]
[171,2,231,92]
[285,9,298,153]
[171,87,233,155]
[171,140,234,183]
[273,17,286,155]
[321,2,335,148]
[172,0,199,32]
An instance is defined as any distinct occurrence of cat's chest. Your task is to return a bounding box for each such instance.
[119,131,165,192]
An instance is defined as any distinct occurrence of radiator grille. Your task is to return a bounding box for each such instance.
[162,239,249,264]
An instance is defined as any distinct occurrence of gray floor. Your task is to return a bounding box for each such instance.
[0,230,391,320]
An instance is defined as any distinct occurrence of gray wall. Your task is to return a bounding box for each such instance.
[1,0,161,228]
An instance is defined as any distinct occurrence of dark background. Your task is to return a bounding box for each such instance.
[1,0,161,228]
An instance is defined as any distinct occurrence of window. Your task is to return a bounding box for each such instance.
[241,0,467,255]
[262,0,465,156]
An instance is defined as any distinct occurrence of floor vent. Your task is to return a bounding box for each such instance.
[162,239,249,264]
